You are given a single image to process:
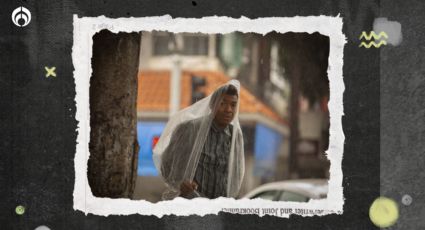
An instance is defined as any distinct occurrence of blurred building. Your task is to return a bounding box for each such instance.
[218,32,330,179]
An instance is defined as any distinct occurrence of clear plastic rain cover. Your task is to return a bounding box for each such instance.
[153,80,245,200]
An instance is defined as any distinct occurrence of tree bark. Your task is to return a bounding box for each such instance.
[88,30,140,198]
[278,33,303,178]
[289,59,300,177]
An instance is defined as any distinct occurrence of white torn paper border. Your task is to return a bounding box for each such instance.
[72,15,346,217]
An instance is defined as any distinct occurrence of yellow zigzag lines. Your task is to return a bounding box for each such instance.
[359,40,387,48]
[359,31,388,40]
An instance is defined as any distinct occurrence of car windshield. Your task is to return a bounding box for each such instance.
[278,191,309,202]
[252,189,310,202]
[252,190,279,200]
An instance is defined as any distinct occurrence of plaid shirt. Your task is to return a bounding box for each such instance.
[193,122,232,199]
[161,118,233,199]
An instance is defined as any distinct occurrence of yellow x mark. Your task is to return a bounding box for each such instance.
[45,66,56,78]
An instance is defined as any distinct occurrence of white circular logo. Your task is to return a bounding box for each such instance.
[402,194,412,206]
[11,6,31,27]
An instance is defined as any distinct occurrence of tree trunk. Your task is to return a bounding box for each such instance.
[289,60,300,177]
[88,30,140,198]
[279,33,304,178]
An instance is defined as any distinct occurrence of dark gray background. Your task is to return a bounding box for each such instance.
[0,0,423,229]
[380,0,425,229]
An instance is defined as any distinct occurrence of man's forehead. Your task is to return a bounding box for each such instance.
[222,94,238,102]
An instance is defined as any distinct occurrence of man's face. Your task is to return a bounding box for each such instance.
[214,94,238,127]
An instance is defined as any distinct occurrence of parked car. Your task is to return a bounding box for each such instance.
[243,179,328,202]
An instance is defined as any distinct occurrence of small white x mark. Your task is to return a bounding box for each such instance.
[45,66,56,78]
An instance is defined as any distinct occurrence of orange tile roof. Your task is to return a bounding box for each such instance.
[137,70,287,125]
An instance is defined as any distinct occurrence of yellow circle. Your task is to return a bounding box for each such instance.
[369,197,399,228]
[15,205,25,215]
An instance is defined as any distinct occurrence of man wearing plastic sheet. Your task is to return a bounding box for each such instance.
[153,80,245,200]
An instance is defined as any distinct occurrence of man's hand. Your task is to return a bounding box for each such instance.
[180,181,198,197]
